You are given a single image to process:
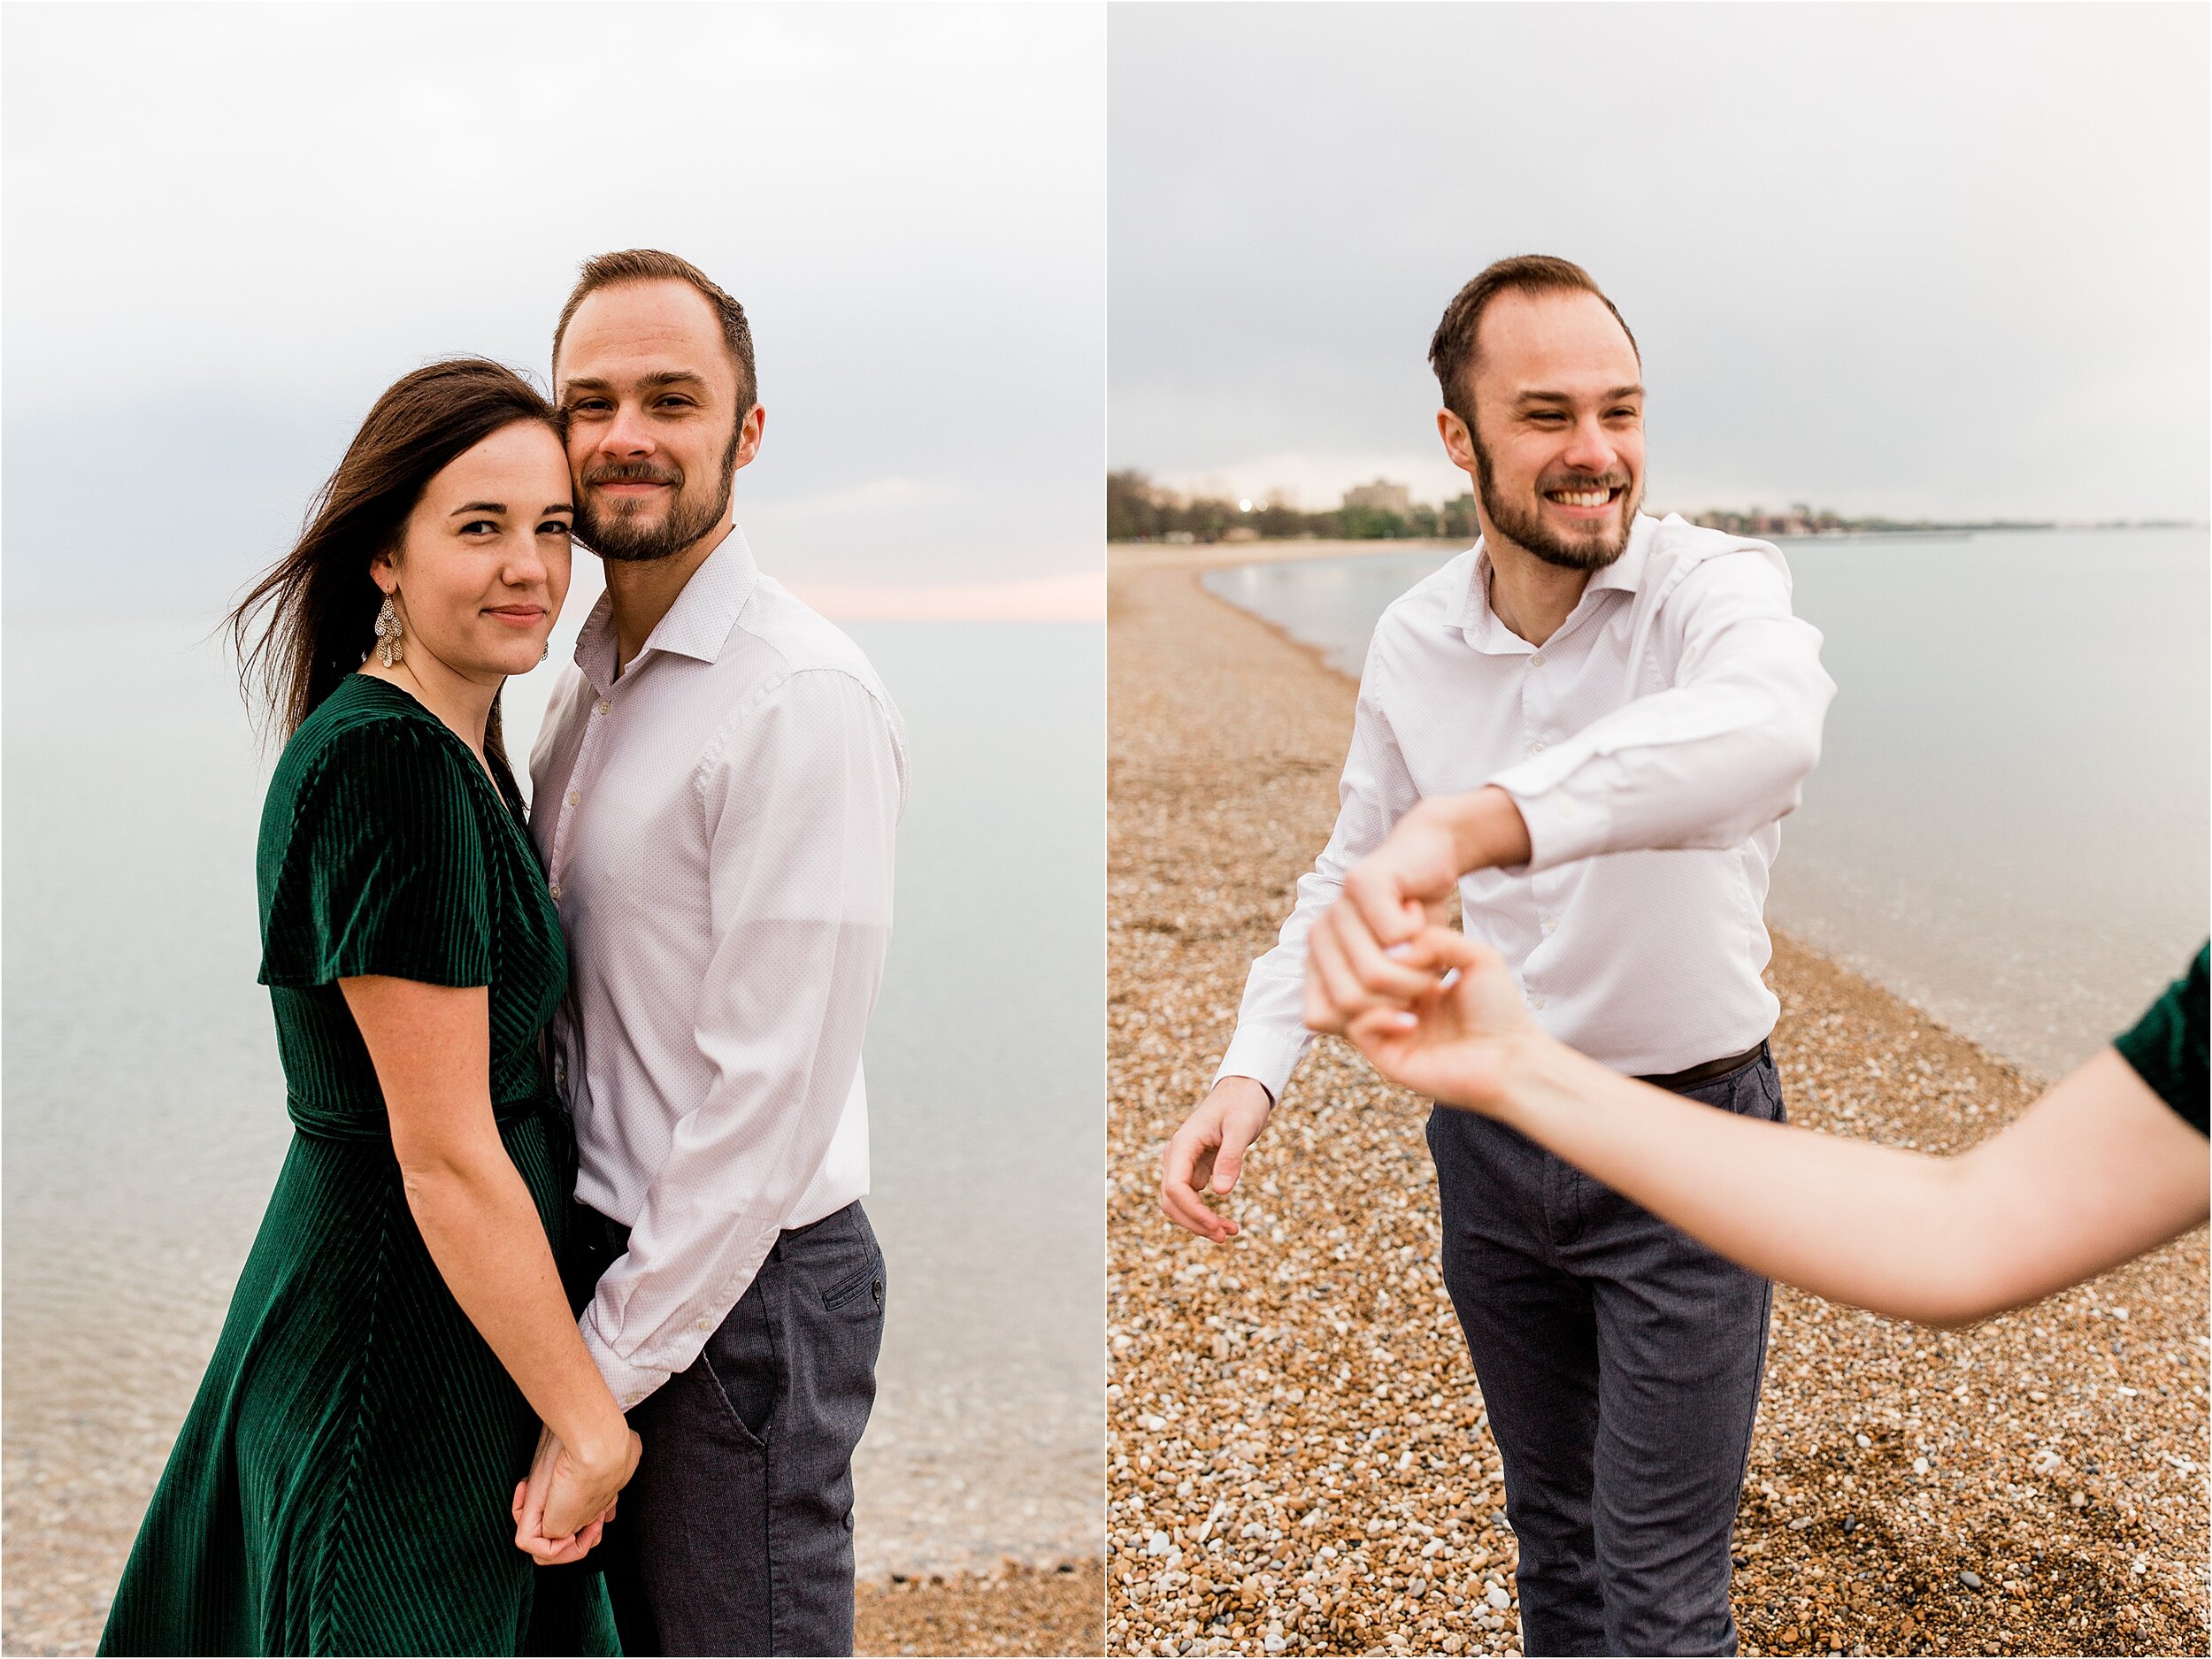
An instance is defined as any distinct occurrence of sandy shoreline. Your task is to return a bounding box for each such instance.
[1106,546,2207,1656]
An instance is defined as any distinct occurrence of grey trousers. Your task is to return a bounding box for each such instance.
[567,1201,887,1657]
[1426,1048,1784,1657]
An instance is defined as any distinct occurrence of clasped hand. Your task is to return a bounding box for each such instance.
[510,1421,641,1566]
[1318,924,1541,1113]
[1302,799,1477,1037]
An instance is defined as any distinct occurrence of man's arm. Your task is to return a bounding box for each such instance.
[1158,680,1421,1240]
[1490,548,1833,869]
[578,669,904,1406]
[1316,549,1834,996]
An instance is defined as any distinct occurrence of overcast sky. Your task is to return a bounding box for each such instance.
[4,4,1102,619]
[1110,4,2209,523]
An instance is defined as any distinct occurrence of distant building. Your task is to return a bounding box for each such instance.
[1343,479,1412,516]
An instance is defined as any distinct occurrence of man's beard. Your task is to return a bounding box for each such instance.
[576,421,744,564]
[1469,419,1640,572]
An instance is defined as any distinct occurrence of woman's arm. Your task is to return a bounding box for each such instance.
[1344,931,2209,1327]
[342,974,638,1553]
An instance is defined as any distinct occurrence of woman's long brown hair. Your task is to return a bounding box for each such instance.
[226,357,560,783]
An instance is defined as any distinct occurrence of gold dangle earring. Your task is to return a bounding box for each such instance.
[374,594,405,667]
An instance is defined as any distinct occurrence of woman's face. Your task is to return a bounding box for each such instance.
[377,421,573,681]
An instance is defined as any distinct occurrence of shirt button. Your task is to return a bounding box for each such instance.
[567,791,580,806]
[1529,740,1547,755]
[695,1317,711,1333]
[1541,917,1558,935]
[1530,653,1545,666]
[1530,994,1548,1010]
[549,882,563,900]
[595,699,611,716]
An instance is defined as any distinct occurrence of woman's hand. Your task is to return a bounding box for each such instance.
[511,1421,641,1564]
[1343,926,1546,1113]
[1304,790,1533,1035]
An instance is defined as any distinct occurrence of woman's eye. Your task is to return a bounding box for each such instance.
[460,519,499,535]
[540,520,573,537]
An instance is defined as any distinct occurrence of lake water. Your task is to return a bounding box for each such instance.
[1,593,1102,1646]
[1202,527,2210,1081]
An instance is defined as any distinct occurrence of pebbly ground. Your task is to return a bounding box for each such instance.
[1105,545,2208,1658]
[859,1559,1103,1655]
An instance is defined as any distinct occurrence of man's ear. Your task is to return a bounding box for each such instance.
[733,403,767,473]
[1437,407,1478,474]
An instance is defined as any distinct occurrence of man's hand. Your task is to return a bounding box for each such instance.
[1305,788,1532,1034]
[1159,1077,1275,1241]
[1343,926,1544,1113]
[511,1420,641,1564]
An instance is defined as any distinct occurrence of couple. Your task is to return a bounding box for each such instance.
[100,250,906,1657]
[1161,255,2207,1655]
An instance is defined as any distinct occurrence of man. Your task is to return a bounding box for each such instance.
[1158,255,1836,1656]
[529,249,907,1656]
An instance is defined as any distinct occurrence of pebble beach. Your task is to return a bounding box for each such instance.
[1106,543,2209,1657]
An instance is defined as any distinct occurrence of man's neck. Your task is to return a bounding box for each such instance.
[603,519,733,676]
[1480,529,1593,649]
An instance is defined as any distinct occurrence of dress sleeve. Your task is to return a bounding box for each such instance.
[259,718,494,988]
[2113,944,2209,1138]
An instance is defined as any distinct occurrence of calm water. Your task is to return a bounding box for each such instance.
[1203,527,2210,1080]
[2,598,1102,1638]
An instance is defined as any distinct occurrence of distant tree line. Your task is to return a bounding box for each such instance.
[1110,472,2075,545]
[1108,471,1477,543]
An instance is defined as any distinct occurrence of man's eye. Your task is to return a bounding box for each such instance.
[566,400,610,416]
[655,397,695,411]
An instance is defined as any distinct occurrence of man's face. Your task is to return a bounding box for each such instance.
[1440,288,1645,571]
[555,279,764,563]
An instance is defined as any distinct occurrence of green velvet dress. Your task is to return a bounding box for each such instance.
[99,674,618,1657]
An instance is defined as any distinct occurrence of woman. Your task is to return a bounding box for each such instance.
[1327,927,2208,1326]
[100,360,638,1656]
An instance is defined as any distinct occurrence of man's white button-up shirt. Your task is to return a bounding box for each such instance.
[530,526,908,1408]
[1216,511,1836,1097]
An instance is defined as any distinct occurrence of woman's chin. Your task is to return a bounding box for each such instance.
[472,638,555,678]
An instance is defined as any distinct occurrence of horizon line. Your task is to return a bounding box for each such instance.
[787,567,1103,623]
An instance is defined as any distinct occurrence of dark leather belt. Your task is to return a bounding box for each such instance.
[1639,1039,1770,1094]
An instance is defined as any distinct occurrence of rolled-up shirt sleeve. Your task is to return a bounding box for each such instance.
[1488,549,1836,871]
[579,667,904,1406]
[1214,680,1422,1103]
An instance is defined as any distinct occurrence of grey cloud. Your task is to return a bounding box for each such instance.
[4,4,1103,615]
[1110,4,2209,522]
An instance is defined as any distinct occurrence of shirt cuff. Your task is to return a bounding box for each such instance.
[1214,1022,1311,1105]
[1487,752,1615,872]
[580,1313,676,1412]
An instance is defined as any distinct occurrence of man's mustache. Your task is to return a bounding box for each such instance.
[583,462,685,488]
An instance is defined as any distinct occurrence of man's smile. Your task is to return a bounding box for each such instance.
[1542,482,1627,518]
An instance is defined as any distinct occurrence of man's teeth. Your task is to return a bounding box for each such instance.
[1547,488,1614,507]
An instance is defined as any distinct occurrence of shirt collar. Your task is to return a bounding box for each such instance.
[1452,513,1656,651]
[572,524,760,694]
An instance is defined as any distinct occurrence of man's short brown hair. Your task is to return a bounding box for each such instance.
[1428,255,1638,428]
[553,249,757,411]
